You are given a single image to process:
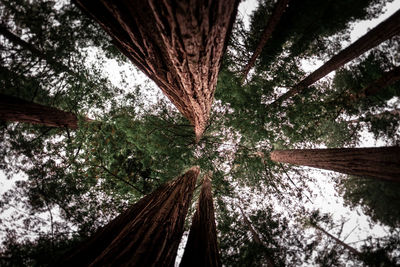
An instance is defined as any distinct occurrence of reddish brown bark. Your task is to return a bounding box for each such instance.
[241,0,290,83]
[271,9,400,107]
[0,94,78,129]
[270,147,400,182]
[180,173,221,267]
[74,0,239,141]
[60,167,199,267]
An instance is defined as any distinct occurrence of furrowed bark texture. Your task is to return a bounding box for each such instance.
[74,0,239,141]
[180,174,221,267]
[271,9,400,107]
[0,94,78,129]
[270,147,400,182]
[84,167,199,266]
[241,0,290,83]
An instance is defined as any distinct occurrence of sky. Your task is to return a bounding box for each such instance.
[1,0,400,264]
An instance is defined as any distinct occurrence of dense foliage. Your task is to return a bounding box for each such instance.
[1,0,399,266]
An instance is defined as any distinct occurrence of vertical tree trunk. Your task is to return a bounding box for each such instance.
[311,223,362,257]
[0,94,79,129]
[74,0,239,141]
[239,206,275,267]
[180,173,221,267]
[270,9,400,107]
[270,147,400,182]
[60,167,199,267]
[241,0,290,83]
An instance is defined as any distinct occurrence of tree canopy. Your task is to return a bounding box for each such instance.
[1,0,399,266]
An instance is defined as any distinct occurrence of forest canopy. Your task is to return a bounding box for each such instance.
[0,0,399,266]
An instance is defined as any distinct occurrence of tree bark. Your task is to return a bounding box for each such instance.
[362,65,400,98]
[60,166,200,267]
[311,223,362,257]
[241,0,290,83]
[270,147,400,182]
[0,94,79,129]
[74,0,239,141]
[180,173,221,267]
[270,9,400,107]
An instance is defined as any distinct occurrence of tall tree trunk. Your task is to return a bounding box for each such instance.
[241,0,290,83]
[0,94,79,129]
[74,0,239,141]
[361,65,400,98]
[238,206,275,267]
[270,9,400,107]
[180,173,221,267]
[311,223,362,257]
[270,147,400,182]
[60,167,200,267]
[0,24,73,75]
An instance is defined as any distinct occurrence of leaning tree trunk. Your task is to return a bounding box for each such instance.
[239,206,275,267]
[60,167,200,267]
[361,65,400,98]
[270,9,400,107]
[270,147,400,182]
[311,223,362,257]
[0,94,79,129]
[241,0,290,83]
[180,173,221,267]
[74,0,239,141]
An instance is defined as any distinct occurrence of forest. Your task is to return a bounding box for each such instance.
[0,0,400,266]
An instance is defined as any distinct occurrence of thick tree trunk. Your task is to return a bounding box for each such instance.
[271,9,400,107]
[60,167,200,267]
[180,173,221,267]
[0,94,78,129]
[239,206,275,267]
[311,223,362,257]
[270,147,400,182]
[74,0,239,141]
[241,0,290,83]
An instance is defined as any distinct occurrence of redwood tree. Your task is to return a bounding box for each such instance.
[241,0,290,83]
[270,147,400,182]
[180,173,221,267]
[73,0,239,140]
[60,167,199,266]
[271,9,400,107]
[0,94,79,129]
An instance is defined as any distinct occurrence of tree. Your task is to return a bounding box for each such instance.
[180,173,221,267]
[0,94,81,129]
[270,9,400,106]
[241,0,290,82]
[60,167,199,266]
[74,0,240,140]
[270,147,400,182]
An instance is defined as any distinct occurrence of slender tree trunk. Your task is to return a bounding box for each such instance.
[0,94,79,129]
[239,206,275,267]
[311,223,362,257]
[180,173,221,267]
[270,9,400,107]
[241,0,290,83]
[0,24,73,75]
[270,147,400,182]
[361,65,400,98]
[60,167,200,267]
[74,0,239,141]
